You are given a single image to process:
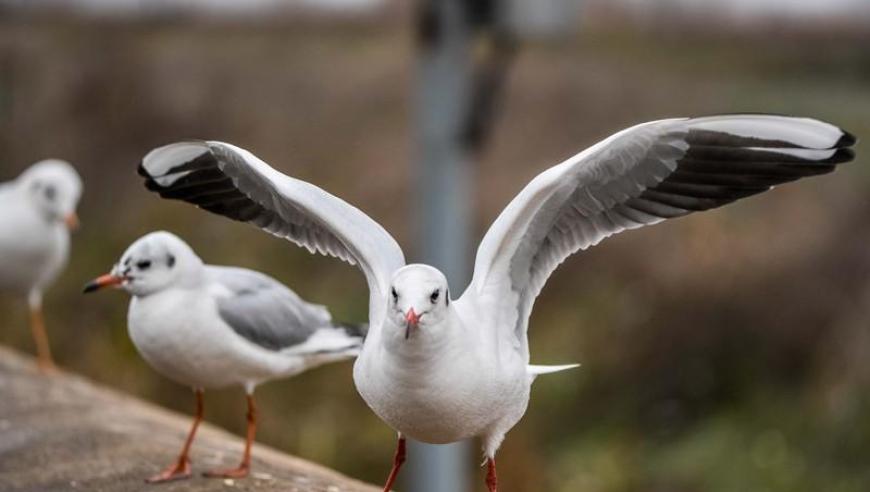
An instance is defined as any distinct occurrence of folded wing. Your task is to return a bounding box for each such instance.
[462,115,856,356]
[209,266,327,350]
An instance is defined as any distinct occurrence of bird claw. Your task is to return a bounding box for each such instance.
[145,459,192,483]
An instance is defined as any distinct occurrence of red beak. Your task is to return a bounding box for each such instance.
[404,308,421,340]
[405,308,421,327]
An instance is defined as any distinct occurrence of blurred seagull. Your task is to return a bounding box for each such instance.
[83,231,364,483]
[138,115,856,491]
[0,159,82,372]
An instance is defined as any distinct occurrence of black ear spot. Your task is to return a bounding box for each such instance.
[167,254,176,268]
[446,288,450,307]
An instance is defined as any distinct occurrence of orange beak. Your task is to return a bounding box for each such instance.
[83,274,124,293]
[64,212,80,230]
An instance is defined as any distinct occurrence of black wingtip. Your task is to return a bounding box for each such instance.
[143,178,162,192]
[830,147,856,164]
[137,160,150,178]
[837,129,857,148]
[336,322,368,339]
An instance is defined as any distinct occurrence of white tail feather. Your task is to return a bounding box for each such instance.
[527,363,580,376]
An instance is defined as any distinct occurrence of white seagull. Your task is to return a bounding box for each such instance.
[83,231,364,483]
[0,159,82,372]
[137,115,856,491]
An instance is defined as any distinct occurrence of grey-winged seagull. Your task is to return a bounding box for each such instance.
[137,115,856,491]
[0,159,82,372]
[83,231,364,483]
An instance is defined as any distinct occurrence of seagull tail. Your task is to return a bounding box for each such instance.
[334,321,369,341]
[527,363,581,381]
[286,322,366,359]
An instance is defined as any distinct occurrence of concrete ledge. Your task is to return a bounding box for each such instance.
[0,346,379,492]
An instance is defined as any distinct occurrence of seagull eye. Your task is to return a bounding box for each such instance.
[44,185,57,201]
[430,289,440,304]
[391,287,398,302]
[136,260,152,270]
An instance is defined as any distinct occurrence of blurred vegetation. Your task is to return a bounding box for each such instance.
[0,10,869,492]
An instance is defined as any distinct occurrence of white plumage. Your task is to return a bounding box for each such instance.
[138,115,855,491]
[0,159,82,371]
[84,231,363,482]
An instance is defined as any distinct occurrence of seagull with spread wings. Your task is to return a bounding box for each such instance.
[83,231,364,483]
[138,115,856,491]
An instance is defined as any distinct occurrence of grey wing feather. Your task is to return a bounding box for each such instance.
[210,266,332,351]
[138,141,406,331]
[525,116,854,302]
[466,115,856,354]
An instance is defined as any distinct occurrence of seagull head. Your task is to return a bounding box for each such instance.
[388,264,451,341]
[84,231,203,297]
[19,159,83,230]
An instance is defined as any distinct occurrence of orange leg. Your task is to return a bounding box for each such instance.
[382,435,406,492]
[146,389,204,483]
[485,457,497,492]
[204,393,257,478]
[29,304,56,373]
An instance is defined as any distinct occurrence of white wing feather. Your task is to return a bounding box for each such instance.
[140,141,406,329]
[459,115,854,358]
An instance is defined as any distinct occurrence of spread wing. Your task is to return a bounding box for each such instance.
[139,141,406,328]
[460,115,856,356]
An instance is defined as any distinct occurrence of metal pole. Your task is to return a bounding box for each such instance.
[407,0,473,490]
